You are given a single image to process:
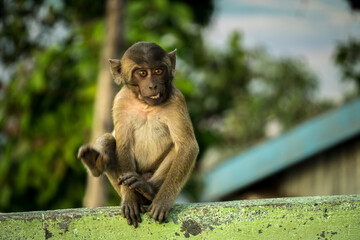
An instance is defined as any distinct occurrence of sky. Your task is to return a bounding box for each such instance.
[205,0,360,101]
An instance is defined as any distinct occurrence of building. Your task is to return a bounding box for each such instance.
[201,98,360,201]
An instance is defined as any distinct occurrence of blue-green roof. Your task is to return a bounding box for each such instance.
[201,98,360,201]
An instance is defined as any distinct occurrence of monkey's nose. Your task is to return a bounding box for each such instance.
[149,84,158,90]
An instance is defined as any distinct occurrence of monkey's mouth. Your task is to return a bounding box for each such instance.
[149,93,160,100]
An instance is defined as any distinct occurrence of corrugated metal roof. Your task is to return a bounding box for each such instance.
[201,98,360,201]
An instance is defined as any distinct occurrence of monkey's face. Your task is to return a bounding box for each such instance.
[131,65,171,106]
[109,42,176,106]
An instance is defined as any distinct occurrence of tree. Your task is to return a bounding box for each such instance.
[334,37,360,96]
[83,0,126,208]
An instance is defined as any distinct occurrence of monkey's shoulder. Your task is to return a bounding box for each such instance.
[113,88,143,114]
[113,87,134,105]
[158,87,187,113]
[169,86,186,103]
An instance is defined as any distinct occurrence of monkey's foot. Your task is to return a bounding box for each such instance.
[77,145,109,177]
[118,172,155,201]
[148,200,172,223]
[120,191,146,228]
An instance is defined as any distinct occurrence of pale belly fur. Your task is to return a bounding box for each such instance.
[132,118,173,172]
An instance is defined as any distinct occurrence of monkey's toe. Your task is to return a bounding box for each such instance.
[77,145,89,159]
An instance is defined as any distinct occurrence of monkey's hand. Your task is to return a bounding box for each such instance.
[148,199,172,223]
[77,145,109,177]
[120,190,146,228]
[118,172,155,201]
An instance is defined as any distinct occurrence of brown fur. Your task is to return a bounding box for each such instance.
[78,42,199,227]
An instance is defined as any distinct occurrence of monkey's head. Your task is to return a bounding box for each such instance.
[109,42,176,106]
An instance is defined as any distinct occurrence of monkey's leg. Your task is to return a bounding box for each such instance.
[79,134,146,227]
[118,172,156,201]
[78,133,116,177]
[78,133,125,198]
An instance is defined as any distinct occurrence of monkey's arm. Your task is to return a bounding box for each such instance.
[148,94,199,223]
[114,127,148,228]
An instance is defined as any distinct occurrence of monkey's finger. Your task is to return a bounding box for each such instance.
[120,173,139,183]
[158,210,165,223]
[135,205,142,223]
[121,205,125,218]
[117,176,128,185]
[117,176,125,183]
[130,181,143,190]
[165,209,170,221]
[126,215,132,226]
[132,215,138,228]
[123,206,132,226]
[150,207,159,221]
[126,206,131,221]
[117,174,131,185]
[120,172,138,180]
[129,206,137,228]
[126,177,141,188]
[127,216,132,226]
[117,177,122,185]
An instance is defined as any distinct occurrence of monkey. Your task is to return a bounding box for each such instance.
[77,42,199,228]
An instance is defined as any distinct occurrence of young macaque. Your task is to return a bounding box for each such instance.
[78,42,199,227]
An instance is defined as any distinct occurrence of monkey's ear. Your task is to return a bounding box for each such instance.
[108,59,123,85]
[168,49,177,71]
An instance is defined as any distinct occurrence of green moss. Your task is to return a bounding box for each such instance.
[1,195,359,239]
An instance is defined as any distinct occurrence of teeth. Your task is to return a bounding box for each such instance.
[150,93,160,99]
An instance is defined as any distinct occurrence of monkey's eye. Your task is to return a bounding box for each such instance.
[154,68,163,75]
[138,70,147,77]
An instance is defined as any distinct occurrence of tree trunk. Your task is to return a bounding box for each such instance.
[83,0,126,208]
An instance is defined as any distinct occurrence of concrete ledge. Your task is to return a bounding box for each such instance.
[1,195,359,239]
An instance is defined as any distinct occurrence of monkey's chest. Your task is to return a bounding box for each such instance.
[132,119,172,170]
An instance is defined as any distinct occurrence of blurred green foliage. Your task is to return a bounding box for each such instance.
[334,37,360,96]
[0,0,332,211]
[0,23,102,211]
